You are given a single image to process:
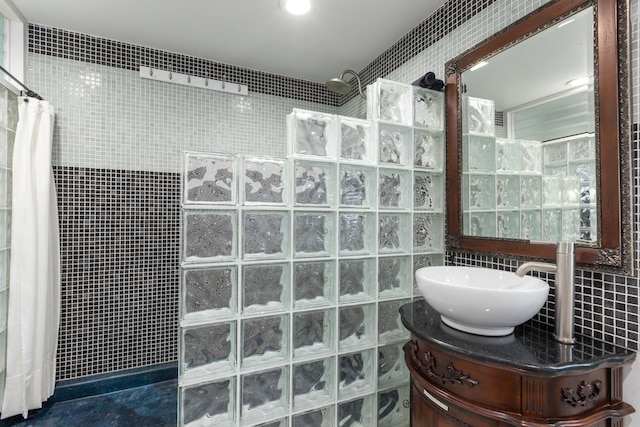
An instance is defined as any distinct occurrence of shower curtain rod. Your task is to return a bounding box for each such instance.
[0,64,44,100]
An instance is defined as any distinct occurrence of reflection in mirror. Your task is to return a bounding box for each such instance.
[460,7,596,243]
[445,0,632,273]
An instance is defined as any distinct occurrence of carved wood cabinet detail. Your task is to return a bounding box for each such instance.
[404,335,635,426]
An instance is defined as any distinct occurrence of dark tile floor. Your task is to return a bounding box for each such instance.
[0,379,177,427]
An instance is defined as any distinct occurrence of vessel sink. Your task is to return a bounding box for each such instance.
[415,266,550,336]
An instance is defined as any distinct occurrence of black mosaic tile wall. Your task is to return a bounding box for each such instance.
[28,24,338,107]
[54,167,181,377]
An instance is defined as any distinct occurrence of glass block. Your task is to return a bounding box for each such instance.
[378,256,412,299]
[377,123,412,166]
[378,213,412,254]
[568,134,595,161]
[496,175,519,209]
[413,254,444,295]
[562,209,581,242]
[562,176,581,207]
[183,210,237,263]
[339,304,375,351]
[294,260,335,309]
[413,129,444,171]
[413,87,444,130]
[0,249,6,291]
[255,419,287,427]
[339,212,376,256]
[579,184,596,206]
[378,299,411,344]
[544,164,568,176]
[520,140,542,174]
[378,342,410,388]
[580,207,597,241]
[183,152,237,205]
[521,210,542,240]
[339,258,376,303]
[294,211,336,258]
[414,172,444,211]
[543,141,567,165]
[463,96,495,136]
[371,79,412,125]
[180,322,235,381]
[0,131,6,168]
[181,265,237,323]
[378,385,410,427]
[463,174,495,210]
[413,213,444,252]
[0,289,6,330]
[338,349,375,398]
[242,262,290,315]
[463,135,495,172]
[543,209,563,242]
[241,314,289,368]
[293,159,336,207]
[293,357,335,410]
[293,405,334,427]
[0,328,4,368]
[466,212,497,238]
[241,366,289,424]
[542,176,562,208]
[570,159,595,182]
[0,169,6,208]
[378,168,412,210]
[293,309,335,360]
[496,138,521,172]
[339,164,377,208]
[520,176,542,209]
[497,211,520,239]
[242,157,287,205]
[339,116,375,163]
[242,211,290,260]
[288,109,337,159]
[179,378,235,427]
[339,396,376,427]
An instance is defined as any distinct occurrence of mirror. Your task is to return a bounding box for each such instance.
[445,0,632,273]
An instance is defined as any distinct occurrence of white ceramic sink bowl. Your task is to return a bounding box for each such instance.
[415,266,550,336]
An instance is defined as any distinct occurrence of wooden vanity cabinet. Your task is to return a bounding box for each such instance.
[400,302,636,427]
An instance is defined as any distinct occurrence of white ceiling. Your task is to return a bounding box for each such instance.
[10,0,447,83]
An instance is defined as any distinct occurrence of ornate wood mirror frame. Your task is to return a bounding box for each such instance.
[445,0,632,274]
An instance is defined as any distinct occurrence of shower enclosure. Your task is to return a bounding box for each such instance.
[178,78,446,426]
[0,82,17,410]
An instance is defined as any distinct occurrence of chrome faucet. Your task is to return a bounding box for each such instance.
[515,242,576,344]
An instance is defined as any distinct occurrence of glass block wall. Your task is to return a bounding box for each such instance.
[0,83,17,409]
[461,96,597,241]
[178,79,445,426]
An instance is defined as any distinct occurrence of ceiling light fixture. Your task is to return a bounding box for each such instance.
[281,0,311,15]
[469,61,488,72]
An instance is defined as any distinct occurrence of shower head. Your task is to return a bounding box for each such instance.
[326,69,366,99]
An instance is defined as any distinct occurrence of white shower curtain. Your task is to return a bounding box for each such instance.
[1,97,60,419]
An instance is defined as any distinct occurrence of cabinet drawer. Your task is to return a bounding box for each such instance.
[405,338,521,413]
[410,380,509,427]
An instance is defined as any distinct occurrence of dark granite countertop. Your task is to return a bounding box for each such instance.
[400,300,636,374]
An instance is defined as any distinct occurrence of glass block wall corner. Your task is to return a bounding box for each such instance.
[178,79,445,426]
[0,85,17,409]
